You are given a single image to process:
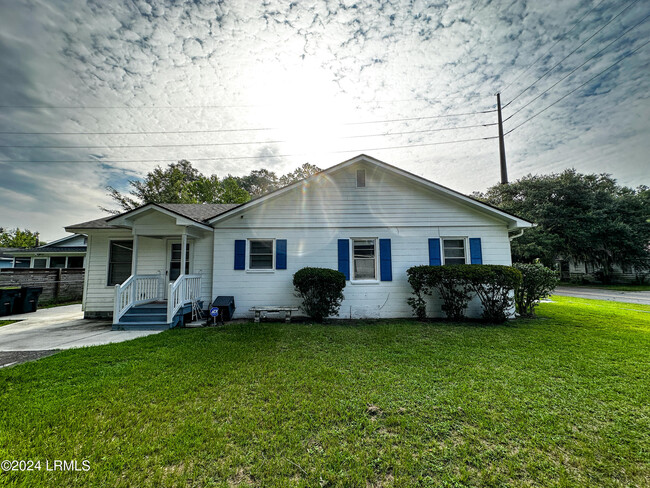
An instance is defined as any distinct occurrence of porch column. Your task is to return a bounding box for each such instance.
[180,230,187,277]
[131,233,139,276]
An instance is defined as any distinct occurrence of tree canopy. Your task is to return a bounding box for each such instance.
[474,170,650,279]
[0,228,42,248]
[103,161,321,213]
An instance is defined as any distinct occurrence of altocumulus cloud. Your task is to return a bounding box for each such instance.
[0,0,648,239]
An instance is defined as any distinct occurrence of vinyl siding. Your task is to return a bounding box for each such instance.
[82,227,213,314]
[212,163,513,319]
[215,164,505,229]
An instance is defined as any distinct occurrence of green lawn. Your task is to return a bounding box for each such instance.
[0,297,648,487]
[560,282,650,291]
[0,320,17,327]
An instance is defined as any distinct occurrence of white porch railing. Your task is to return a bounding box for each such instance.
[113,274,164,323]
[167,274,202,324]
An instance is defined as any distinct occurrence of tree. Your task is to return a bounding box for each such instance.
[474,170,650,281]
[102,160,251,213]
[103,161,322,213]
[234,163,322,197]
[0,228,42,248]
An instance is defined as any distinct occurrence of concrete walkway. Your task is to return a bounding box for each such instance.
[553,286,650,305]
[0,304,162,355]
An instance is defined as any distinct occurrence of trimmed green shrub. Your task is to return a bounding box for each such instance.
[406,265,473,321]
[293,267,346,322]
[406,266,432,320]
[463,265,522,323]
[406,264,522,323]
[429,266,474,321]
[513,263,559,316]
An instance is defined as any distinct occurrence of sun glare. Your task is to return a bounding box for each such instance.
[247,61,350,158]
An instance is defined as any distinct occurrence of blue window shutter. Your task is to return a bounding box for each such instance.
[379,239,392,281]
[276,239,287,269]
[234,240,246,270]
[428,238,441,266]
[338,239,350,280]
[470,238,483,264]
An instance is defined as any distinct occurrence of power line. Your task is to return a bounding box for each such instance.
[0,122,496,138]
[0,110,496,136]
[0,96,492,111]
[0,136,499,164]
[503,0,642,108]
[504,37,650,136]
[0,123,497,149]
[504,12,650,123]
[501,0,608,93]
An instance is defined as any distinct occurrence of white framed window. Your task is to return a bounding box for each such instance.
[442,238,467,265]
[356,169,366,188]
[33,258,48,268]
[50,256,67,268]
[248,239,274,270]
[14,257,31,268]
[107,240,133,286]
[352,238,377,280]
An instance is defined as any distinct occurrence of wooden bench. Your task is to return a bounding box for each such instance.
[249,306,299,323]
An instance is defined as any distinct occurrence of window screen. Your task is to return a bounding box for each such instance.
[443,239,466,265]
[353,239,376,280]
[33,258,47,268]
[14,257,30,268]
[67,256,84,268]
[50,256,66,268]
[249,240,274,269]
[108,240,133,285]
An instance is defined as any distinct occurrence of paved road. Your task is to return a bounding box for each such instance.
[553,286,650,305]
[0,304,161,367]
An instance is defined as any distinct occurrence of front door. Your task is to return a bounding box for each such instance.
[167,241,191,282]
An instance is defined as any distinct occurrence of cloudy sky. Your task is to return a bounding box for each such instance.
[0,0,648,240]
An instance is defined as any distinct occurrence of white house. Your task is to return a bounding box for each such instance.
[65,155,533,329]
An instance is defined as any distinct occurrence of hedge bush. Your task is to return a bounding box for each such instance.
[513,262,559,316]
[293,267,346,322]
[463,265,522,323]
[406,264,522,323]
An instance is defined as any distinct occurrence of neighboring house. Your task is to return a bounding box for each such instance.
[556,258,648,283]
[8,234,87,269]
[65,155,533,329]
[0,248,21,269]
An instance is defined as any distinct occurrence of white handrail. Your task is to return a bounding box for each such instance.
[166,274,201,324]
[113,274,163,324]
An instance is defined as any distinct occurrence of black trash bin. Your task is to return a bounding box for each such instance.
[210,296,236,323]
[0,288,22,316]
[13,287,44,314]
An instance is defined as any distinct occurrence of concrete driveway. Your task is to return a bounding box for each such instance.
[553,286,650,305]
[0,304,162,367]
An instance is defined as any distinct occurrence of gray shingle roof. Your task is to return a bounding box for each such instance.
[66,203,240,230]
[10,246,87,254]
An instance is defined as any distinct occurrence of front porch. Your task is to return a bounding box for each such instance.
[107,206,212,330]
[112,274,202,330]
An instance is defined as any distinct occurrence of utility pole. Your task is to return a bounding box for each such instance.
[496,93,508,184]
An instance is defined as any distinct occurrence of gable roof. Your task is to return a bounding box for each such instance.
[66,203,240,231]
[66,155,533,232]
[208,154,534,229]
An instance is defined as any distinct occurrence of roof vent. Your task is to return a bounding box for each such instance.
[356,169,366,188]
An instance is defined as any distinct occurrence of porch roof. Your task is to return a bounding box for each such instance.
[66,203,239,232]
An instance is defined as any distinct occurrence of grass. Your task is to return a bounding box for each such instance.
[0,297,648,487]
[38,299,82,309]
[560,282,650,291]
[0,320,17,327]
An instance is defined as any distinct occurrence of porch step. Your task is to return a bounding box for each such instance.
[113,321,173,331]
[120,313,168,323]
